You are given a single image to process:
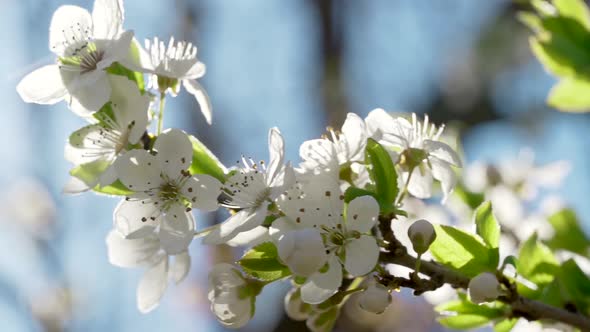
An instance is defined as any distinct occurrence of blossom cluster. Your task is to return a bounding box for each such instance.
[20,1,589,332]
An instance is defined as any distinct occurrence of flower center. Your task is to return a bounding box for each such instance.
[159,182,180,202]
[59,42,105,74]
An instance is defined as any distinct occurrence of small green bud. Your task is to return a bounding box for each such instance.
[407,219,436,254]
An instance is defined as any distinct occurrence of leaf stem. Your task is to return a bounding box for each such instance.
[157,92,166,135]
[396,167,415,205]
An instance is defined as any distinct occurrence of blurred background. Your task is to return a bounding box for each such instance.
[1,0,589,331]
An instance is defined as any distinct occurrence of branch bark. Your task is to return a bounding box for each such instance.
[381,251,590,331]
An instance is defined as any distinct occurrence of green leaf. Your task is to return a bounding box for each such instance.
[553,0,590,31]
[474,201,500,249]
[307,306,339,332]
[106,62,145,93]
[436,293,507,330]
[238,242,291,282]
[69,159,108,186]
[365,138,398,213]
[494,318,518,332]
[548,76,590,112]
[453,184,485,210]
[438,315,493,329]
[546,208,590,255]
[94,180,134,196]
[517,234,559,296]
[343,186,376,203]
[429,225,497,277]
[188,135,227,183]
[518,12,543,31]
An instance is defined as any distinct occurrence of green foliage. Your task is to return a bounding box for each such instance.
[429,224,498,277]
[521,0,590,112]
[539,259,590,315]
[493,319,518,332]
[93,180,134,196]
[69,160,133,196]
[517,233,559,297]
[364,138,399,213]
[474,201,500,249]
[453,184,485,210]
[238,242,291,282]
[436,293,506,330]
[188,135,227,183]
[307,306,339,332]
[546,208,590,255]
[106,41,146,92]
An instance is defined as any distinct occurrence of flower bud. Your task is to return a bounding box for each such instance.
[207,264,255,329]
[358,282,391,314]
[278,229,328,277]
[284,288,312,321]
[407,219,436,254]
[468,272,503,304]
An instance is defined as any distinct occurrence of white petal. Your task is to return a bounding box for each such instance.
[65,125,115,164]
[106,230,160,268]
[181,174,221,212]
[269,163,296,199]
[98,163,118,187]
[113,199,160,238]
[160,207,195,255]
[299,139,339,172]
[301,256,342,304]
[153,128,193,178]
[184,61,206,79]
[266,127,285,186]
[424,140,462,167]
[344,235,379,276]
[114,149,160,191]
[340,113,367,162]
[202,209,265,245]
[430,157,457,202]
[183,79,212,125]
[211,299,253,328]
[49,5,92,56]
[407,167,433,199]
[137,256,169,313]
[365,108,395,141]
[108,75,150,144]
[346,195,379,233]
[97,30,134,69]
[92,0,124,39]
[225,226,270,247]
[69,73,112,115]
[268,216,296,242]
[278,228,327,277]
[170,251,191,284]
[62,176,91,194]
[17,65,67,105]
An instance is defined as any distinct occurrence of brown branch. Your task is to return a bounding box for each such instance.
[380,251,590,331]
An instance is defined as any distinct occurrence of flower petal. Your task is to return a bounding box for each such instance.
[97,30,134,69]
[365,108,395,141]
[17,65,67,105]
[184,61,206,79]
[211,299,253,329]
[114,149,160,191]
[106,230,160,268]
[266,127,285,186]
[346,195,379,233]
[202,208,265,245]
[180,174,221,212]
[92,0,124,40]
[344,235,379,276]
[430,157,457,202]
[407,167,433,199]
[170,251,191,284]
[340,113,366,162]
[108,75,150,144]
[301,255,342,304]
[160,206,195,255]
[153,128,193,178]
[137,255,169,313]
[65,124,115,164]
[424,140,462,167]
[226,226,270,247]
[299,139,338,172]
[62,176,91,194]
[183,79,212,125]
[113,199,160,238]
[49,5,92,56]
[69,72,111,115]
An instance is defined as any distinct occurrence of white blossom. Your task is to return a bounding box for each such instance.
[106,230,191,313]
[284,288,312,321]
[113,129,221,254]
[17,0,133,116]
[365,109,462,201]
[63,75,149,191]
[208,263,255,329]
[468,272,503,304]
[202,128,295,245]
[358,282,391,314]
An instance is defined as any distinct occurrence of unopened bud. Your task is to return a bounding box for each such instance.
[284,288,312,321]
[468,272,503,304]
[407,219,436,254]
[358,283,391,314]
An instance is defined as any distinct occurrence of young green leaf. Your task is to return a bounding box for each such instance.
[238,242,291,282]
[548,76,590,112]
[94,180,134,196]
[343,186,376,203]
[474,201,500,249]
[553,0,590,30]
[517,233,559,295]
[365,138,398,213]
[438,315,493,330]
[547,208,590,255]
[188,135,227,183]
[493,318,518,332]
[429,225,498,277]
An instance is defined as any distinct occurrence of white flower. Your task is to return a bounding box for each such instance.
[106,230,191,313]
[64,75,149,191]
[407,219,436,255]
[208,263,255,329]
[284,288,312,321]
[299,113,366,172]
[358,282,391,314]
[275,173,380,304]
[128,37,212,124]
[468,272,503,304]
[202,128,295,245]
[276,228,328,277]
[17,0,134,116]
[113,129,221,254]
[365,109,462,201]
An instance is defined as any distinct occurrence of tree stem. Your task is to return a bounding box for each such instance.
[380,251,590,331]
